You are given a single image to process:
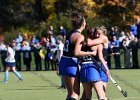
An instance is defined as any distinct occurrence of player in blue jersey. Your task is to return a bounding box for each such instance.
[87,26,110,92]
[79,27,110,100]
[58,12,96,100]
[95,26,110,92]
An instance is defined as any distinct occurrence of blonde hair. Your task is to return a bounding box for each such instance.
[99,26,107,36]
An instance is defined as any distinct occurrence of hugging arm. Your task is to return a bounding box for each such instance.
[74,35,95,57]
[87,37,106,47]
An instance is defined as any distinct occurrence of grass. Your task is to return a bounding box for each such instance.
[0,70,140,100]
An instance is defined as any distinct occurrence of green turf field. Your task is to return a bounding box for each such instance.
[0,70,140,100]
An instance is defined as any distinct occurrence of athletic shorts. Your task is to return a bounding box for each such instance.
[6,62,16,67]
[58,56,78,77]
[80,62,102,83]
[99,63,109,83]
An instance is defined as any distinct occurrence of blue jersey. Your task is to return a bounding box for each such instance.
[63,30,80,57]
[111,40,120,53]
[78,45,92,62]
[102,47,108,61]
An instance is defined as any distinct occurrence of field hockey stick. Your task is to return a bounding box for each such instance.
[90,56,128,97]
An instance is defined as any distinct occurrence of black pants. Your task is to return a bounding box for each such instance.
[15,55,21,71]
[132,49,139,68]
[107,55,112,69]
[1,57,6,71]
[35,55,42,71]
[24,58,31,71]
[44,54,50,70]
[44,53,57,70]
[114,54,121,69]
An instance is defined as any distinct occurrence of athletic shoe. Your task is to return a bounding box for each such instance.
[18,78,23,82]
[57,86,65,89]
[2,81,8,84]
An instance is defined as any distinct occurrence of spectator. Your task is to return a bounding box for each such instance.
[0,41,7,71]
[59,25,66,41]
[128,31,135,41]
[130,24,137,37]
[23,33,29,41]
[32,42,42,71]
[111,36,121,69]
[40,36,47,47]
[107,41,113,69]
[130,37,139,68]
[44,35,51,70]
[114,26,119,39]
[136,18,140,45]
[50,25,55,35]
[30,36,39,44]
[56,35,65,89]
[122,37,132,68]
[108,26,118,41]
[21,41,32,71]
[119,31,126,46]
[15,32,23,43]
[13,41,22,71]
[48,33,57,70]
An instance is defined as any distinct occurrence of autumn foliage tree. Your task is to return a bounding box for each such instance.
[0,0,140,34]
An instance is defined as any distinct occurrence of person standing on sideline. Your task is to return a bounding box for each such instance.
[130,37,139,68]
[56,35,65,89]
[111,36,121,69]
[21,41,32,71]
[122,37,132,68]
[13,41,22,71]
[3,43,23,83]
[32,42,42,71]
[130,24,137,38]
[0,41,7,71]
[59,25,67,42]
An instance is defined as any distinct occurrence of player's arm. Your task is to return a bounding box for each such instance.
[87,36,106,47]
[74,34,95,57]
[97,44,110,77]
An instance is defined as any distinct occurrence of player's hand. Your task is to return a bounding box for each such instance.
[106,69,111,78]
[90,51,97,56]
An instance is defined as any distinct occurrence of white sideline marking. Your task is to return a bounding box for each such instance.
[92,97,140,100]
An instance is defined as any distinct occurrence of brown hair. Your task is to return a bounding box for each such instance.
[87,27,95,38]
[71,12,84,29]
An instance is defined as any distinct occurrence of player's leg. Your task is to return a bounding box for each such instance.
[12,66,23,80]
[69,76,80,100]
[92,81,107,100]
[63,76,71,100]
[3,66,10,83]
[82,82,92,100]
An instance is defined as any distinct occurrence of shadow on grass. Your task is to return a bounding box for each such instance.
[30,85,58,88]
[7,88,56,91]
